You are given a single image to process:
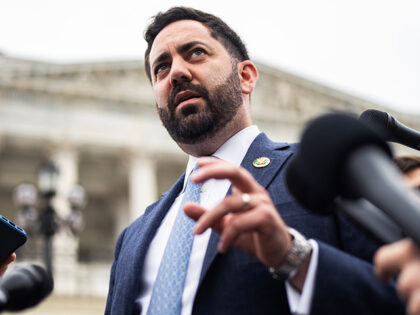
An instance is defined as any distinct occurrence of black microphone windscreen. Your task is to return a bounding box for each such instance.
[286,154,334,213]
[0,264,53,311]
[286,113,392,213]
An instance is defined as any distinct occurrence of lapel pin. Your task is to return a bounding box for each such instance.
[252,157,271,168]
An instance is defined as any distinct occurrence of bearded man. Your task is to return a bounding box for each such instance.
[105,7,404,315]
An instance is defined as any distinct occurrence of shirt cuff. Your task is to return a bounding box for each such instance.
[285,239,319,315]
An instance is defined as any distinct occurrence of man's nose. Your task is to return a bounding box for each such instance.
[170,58,192,87]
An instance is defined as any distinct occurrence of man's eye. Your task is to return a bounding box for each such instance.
[191,48,205,57]
[155,64,169,75]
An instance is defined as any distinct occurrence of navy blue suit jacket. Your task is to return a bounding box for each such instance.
[105,133,404,315]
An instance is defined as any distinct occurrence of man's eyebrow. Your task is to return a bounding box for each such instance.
[151,52,170,70]
[177,41,208,54]
[151,41,209,70]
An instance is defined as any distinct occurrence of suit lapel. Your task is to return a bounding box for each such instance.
[116,174,185,313]
[240,133,291,187]
[132,175,185,271]
[199,133,293,283]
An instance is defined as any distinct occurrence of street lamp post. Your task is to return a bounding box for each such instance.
[38,162,59,276]
[13,161,87,277]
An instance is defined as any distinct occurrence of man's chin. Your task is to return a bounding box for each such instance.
[176,103,203,118]
[179,111,202,123]
[171,110,207,129]
[168,120,216,145]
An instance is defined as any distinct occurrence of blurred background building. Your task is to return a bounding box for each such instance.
[0,53,419,314]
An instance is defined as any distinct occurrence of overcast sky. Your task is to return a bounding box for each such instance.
[1,0,419,114]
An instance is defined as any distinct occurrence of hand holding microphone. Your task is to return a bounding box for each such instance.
[375,239,420,315]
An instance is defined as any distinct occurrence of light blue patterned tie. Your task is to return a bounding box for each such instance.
[147,166,202,315]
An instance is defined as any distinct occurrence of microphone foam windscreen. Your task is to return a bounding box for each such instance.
[286,112,392,213]
[2,264,53,311]
[285,154,331,213]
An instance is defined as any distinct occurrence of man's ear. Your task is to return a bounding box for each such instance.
[237,60,258,94]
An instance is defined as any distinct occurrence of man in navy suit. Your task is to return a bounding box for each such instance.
[105,6,404,315]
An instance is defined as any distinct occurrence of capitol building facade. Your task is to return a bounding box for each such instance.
[0,53,419,304]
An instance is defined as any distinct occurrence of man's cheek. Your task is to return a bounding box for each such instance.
[154,93,166,109]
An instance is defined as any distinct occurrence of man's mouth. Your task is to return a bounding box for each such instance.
[173,90,202,108]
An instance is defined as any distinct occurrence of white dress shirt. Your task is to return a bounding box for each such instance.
[136,125,318,315]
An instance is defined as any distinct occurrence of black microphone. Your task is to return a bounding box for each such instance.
[360,109,420,151]
[286,113,420,245]
[0,264,53,312]
[335,198,405,244]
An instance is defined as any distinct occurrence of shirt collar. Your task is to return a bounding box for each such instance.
[183,125,260,188]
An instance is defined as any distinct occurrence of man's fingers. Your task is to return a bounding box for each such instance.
[217,210,264,253]
[0,253,16,267]
[374,239,420,315]
[193,193,264,234]
[184,202,225,234]
[192,158,261,193]
[374,239,419,282]
[6,253,16,264]
[407,289,420,315]
[397,261,420,301]
[183,202,207,222]
[0,253,16,277]
[217,206,287,258]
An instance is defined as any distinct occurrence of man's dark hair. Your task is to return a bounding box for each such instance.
[394,155,420,174]
[144,6,249,82]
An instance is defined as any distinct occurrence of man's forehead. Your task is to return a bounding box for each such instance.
[149,20,214,59]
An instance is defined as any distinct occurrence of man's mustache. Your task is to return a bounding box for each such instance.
[167,83,209,111]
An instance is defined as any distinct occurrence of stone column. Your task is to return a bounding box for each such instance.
[0,132,4,153]
[128,154,157,223]
[49,147,80,295]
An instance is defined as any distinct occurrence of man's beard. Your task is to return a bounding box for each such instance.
[157,68,242,145]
